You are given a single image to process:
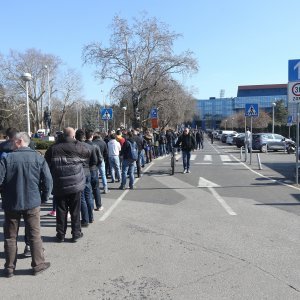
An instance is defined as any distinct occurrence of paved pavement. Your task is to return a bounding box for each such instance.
[1,139,300,299]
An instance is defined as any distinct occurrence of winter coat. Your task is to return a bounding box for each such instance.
[0,147,53,211]
[44,136,90,196]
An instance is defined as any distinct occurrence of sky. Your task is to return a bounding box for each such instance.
[1,0,300,103]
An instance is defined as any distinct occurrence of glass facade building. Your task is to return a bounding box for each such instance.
[195,84,291,129]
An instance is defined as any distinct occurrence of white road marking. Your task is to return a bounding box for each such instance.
[198,177,237,216]
[99,162,154,221]
[204,155,212,161]
[195,162,212,165]
[220,155,231,162]
[190,154,196,160]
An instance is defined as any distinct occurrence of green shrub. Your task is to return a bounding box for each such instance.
[32,138,55,150]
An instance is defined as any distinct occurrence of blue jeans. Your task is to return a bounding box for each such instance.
[90,169,102,209]
[81,174,94,223]
[99,161,107,189]
[159,144,166,156]
[140,149,145,166]
[109,156,121,182]
[182,150,191,170]
[121,159,135,188]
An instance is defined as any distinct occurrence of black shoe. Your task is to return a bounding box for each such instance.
[129,186,134,190]
[56,234,65,243]
[4,268,14,278]
[81,222,89,227]
[23,245,31,257]
[119,185,125,190]
[72,232,83,243]
[33,262,50,276]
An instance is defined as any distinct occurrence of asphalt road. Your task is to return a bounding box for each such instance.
[1,139,300,299]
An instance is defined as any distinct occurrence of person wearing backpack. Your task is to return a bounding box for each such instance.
[119,131,138,190]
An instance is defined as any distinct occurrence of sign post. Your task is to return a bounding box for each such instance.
[101,108,113,133]
[150,107,159,129]
[245,104,259,164]
[288,59,300,185]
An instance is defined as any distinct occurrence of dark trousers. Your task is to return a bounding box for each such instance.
[3,207,45,272]
[81,174,94,224]
[90,169,102,209]
[56,192,81,238]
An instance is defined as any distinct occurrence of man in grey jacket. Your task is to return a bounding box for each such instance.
[0,132,53,277]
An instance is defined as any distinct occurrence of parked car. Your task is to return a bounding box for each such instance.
[221,131,237,143]
[235,133,245,148]
[252,133,288,152]
[226,133,239,145]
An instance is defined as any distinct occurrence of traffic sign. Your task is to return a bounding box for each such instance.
[289,59,300,82]
[245,103,259,117]
[101,108,113,120]
[151,108,158,119]
[288,82,300,103]
[287,115,293,126]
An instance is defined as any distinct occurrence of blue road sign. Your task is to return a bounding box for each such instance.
[101,108,113,120]
[288,59,300,82]
[287,115,293,125]
[151,108,158,119]
[245,103,259,117]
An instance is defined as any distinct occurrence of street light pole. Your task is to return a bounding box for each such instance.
[122,106,127,129]
[231,118,234,130]
[225,120,227,130]
[44,65,51,111]
[272,102,276,133]
[21,73,32,136]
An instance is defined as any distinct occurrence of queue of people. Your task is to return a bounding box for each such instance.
[0,125,204,278]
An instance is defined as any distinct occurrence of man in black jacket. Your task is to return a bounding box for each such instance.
[75,129,96,227]
[85,129,103,212]
[92,132,109,194]
[45,127,90,243]
[175,127,196,174]
[0,132,52,277]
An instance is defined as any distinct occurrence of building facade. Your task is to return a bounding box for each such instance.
[195,84,292,130]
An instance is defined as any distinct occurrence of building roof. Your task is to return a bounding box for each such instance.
[238,84,287,90]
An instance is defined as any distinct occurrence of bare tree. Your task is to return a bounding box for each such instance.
[82,14,198,127]
[53,69,83,130]
[0,49,61,132]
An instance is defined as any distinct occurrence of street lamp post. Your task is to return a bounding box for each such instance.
[122,106,127,129]
[21,73,32,136]
[44,65,51,134]
[272,102,276,134]
[225,119,227,130]
[231,118,234,130]
[44,65,51,111]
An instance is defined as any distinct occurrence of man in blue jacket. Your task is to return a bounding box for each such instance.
[0,132,53,277]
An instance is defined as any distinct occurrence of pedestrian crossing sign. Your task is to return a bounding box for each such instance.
[101,108,113,120]
[245,103,259,117]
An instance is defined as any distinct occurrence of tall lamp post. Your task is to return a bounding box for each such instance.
[44,65,51,111]
[44,65,51,135]
[231,118,234,130]
[225,119,227,130]
[21,73,32,136]
[272,102,276,133]
[122,106,127,129]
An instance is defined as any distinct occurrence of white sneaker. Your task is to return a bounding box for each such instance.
[183,169,187,174]
[187,169,191,173]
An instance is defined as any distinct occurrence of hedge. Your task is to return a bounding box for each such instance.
[32,138,55,150]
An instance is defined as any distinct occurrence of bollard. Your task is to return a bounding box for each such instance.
[257,153,262,170]
[240,146,243,161]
